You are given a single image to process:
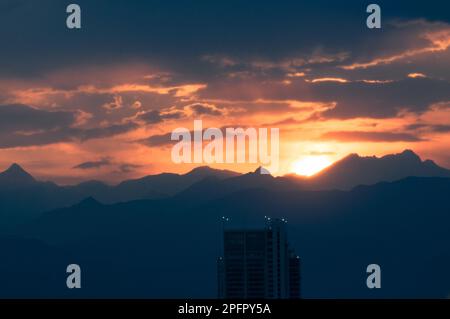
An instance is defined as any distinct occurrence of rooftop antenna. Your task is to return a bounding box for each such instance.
[264,215,272,228]
[220,216,230,257]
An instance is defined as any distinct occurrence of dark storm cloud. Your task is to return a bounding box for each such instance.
[406,123,450,133]
[138,132,173,147]
[189,103,223,116]
[200,77,450,119]
[1,0,360,76]
[321,131,424,142]
[0,104,138,149]
[1,0,450,144]
[74,122,138,141]
[73,158,141,175]
[319,78,450,119]
[0,104,75,133]
[1,0,449,79]
[117,163,141,173]
[138,110,184,124]
[73,157,112,169]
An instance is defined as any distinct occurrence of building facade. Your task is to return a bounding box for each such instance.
[218,219,300,299]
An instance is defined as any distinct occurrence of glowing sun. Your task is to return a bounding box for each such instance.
[291,156,332,177]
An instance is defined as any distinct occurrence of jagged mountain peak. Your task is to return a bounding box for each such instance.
[0,163,36,185]
[252,166,272,175]
[307,149,450,190]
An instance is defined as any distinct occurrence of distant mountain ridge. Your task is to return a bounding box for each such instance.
[2,151,450,297]
[174,166,297,202]
[6,175,450,298]
[0,165,239,228]
[3,150,448,192]
[1,150,450,227]
[285,149,450,190]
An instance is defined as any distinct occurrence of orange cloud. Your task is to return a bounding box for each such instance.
[80,83,206,97]
[360,79,394,84]
[342,27,450,70]
[310,77,348,83]
[287,72,306,77]
[408,73,427,78]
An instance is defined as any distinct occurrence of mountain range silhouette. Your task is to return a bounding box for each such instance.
[1,150,449,222]
[293,149,450,190]
[1,150,450,298]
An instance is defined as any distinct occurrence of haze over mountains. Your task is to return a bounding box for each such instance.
[4,171,450,298]
[1,149,450,227]
[1,149,450,298]
[0,164,239,227]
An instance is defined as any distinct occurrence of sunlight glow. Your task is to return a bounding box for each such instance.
[291,156,332,177]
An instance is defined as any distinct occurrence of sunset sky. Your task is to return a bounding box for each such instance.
[1,0,450,184]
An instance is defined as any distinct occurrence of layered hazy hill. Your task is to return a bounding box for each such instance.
[1,149,450,298]
[4,175,450,298]
[1,149,449,226]
[0,164,239,227]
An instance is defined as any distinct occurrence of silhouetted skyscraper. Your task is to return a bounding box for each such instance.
[218,219,300,299]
